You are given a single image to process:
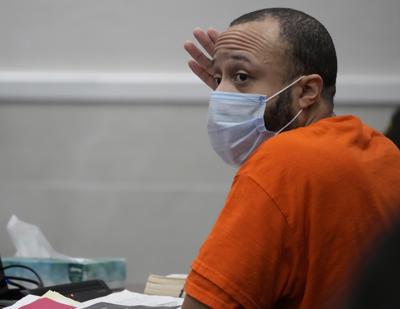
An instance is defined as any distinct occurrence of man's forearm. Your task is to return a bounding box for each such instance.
[181,294,211,309]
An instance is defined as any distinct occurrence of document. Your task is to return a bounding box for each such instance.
[77,290,183,308]
[5,289,183,309]
[82,304,179,309]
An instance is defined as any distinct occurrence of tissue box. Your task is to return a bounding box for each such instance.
[2,257,126,289]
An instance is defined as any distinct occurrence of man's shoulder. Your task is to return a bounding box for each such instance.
[239,115,399,183]
[238,116,371,180]
[241,122,329,173]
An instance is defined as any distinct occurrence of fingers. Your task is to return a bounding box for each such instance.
[193,27,215,57]
[184,27,220,90]
[184,41,213,72]
[188,60,216,90]
[184,27,219,72]
[207,28,219,45]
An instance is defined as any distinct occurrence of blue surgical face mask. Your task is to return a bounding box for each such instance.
[207,76,304,166]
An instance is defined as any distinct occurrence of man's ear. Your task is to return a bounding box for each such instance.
[295,74,323,109]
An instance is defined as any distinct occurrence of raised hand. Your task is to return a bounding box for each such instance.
[184,27,219,90]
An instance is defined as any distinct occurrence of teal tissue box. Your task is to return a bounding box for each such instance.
[2,257,126,289]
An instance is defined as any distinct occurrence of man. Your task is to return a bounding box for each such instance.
[386,107,400,148]
[182,8,400,309]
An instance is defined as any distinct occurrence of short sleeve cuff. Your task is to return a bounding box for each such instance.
[184,268,241,309]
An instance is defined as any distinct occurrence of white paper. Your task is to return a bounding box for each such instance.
[165,274,187,279]
[77,290,183,308]
[4,290,183,308]
[3,291,81,308]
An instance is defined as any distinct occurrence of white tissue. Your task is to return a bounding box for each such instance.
[7,214,70,259]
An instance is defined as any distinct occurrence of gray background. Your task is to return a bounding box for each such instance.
[0,0,399,286]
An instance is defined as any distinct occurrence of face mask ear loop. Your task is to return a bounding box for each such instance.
[276,109,303,134]
[264,76,305,104]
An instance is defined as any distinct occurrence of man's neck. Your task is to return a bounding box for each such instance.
[305,99,334,126]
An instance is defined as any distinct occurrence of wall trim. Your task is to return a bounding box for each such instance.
[0,71,399,105]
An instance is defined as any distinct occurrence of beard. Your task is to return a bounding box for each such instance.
[263,89,296,132]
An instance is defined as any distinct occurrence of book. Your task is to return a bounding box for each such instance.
[143,274,187,298]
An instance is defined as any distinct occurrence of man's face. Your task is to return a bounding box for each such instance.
[211,19,297,131]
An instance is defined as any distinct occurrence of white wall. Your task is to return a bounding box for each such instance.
[0,0,399,104]
[0,0,399,286]
[0,102,235,284]
[0,0,399,75]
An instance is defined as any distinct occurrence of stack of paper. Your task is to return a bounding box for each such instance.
[144,274,187,298]
[78,290,183,308]
[6,291,80,309]
[5,290,183,309]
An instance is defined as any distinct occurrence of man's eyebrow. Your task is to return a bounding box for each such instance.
[229,54,252,63]
[211,54,252,69]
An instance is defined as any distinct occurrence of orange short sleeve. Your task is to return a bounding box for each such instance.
[185,174,297,308]
[185,270,241,309]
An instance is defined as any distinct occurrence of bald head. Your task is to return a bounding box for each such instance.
[211,8,335,132]
[212,18,291,93]
[214,18,290,85]
[230,8,337,104]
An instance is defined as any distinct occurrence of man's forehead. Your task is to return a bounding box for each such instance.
[214,19,281,60]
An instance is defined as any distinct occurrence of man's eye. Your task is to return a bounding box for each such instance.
[234,73,249,83]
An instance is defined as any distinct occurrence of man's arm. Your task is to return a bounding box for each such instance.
[181,294,210,309]
[182,175,294,308]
